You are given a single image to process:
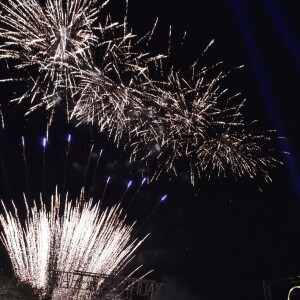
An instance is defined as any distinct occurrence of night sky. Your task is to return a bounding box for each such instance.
[1,1,300,300]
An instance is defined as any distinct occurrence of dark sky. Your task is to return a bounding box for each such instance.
[1,0,300,300]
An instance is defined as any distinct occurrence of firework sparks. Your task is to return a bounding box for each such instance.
[0,190,147,298]
[0,0,283,184]
[71,59,282,184]
[196,126,282,182]
[0,106,4,129]
[70,13,166,146]
[0,0,97,116]
[121,61,282,184]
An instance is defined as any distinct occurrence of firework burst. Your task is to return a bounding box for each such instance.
[0,189,147,298]
[0,0,283,184]
[196,125,282,182]
[0,0,97,116]
[68,59,282,184]
[123,61,282,184]
[70,13,166,145]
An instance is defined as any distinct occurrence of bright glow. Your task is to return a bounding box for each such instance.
[0,191,147,297]
[161,195,167,202]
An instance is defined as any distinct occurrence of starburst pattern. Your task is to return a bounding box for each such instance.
[0,0,97,115]
[0,190,146,297]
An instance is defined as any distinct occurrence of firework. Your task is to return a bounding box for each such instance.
[0,0,97,116]
[0,0,164,121]
[70,13,166,145]
[0,106,4,129]
[0,0,282,184]
[70,23,282,185]
[71,59,282,184]
[196,126,282,182]
[122,61,281,184]
[0,190,147,298]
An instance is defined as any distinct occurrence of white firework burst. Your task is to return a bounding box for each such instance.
[0,0,98,115]
[196,125,282,182]
[0,189,147,298]
[0,0,283,184]
[70,14,165,146]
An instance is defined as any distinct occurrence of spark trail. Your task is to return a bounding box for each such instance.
[63,134,72,188]
[21,136,32,200]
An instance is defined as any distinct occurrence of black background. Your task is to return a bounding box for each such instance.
[1,0,300,299]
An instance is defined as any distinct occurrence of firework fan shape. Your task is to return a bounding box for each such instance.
[0,0,98,115]
[0,189,147,298]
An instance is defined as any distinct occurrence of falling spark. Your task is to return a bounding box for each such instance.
[21,136,25,148]
[83,144,94,188]
[120,180,133,202]
[64,134,72,188]
[160,195,167,202]
[42,137,47,149]
[42,137,47,195]
[90,149,104,190]
[21,136,31,200]
[0,190,147,298]
[126,177,148,211]
[125,62,282,184]
[137,194,168,233]
[0,106,4,129]
[101,176,111,202]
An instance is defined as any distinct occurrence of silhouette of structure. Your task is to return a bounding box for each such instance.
[51,270,162,300]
